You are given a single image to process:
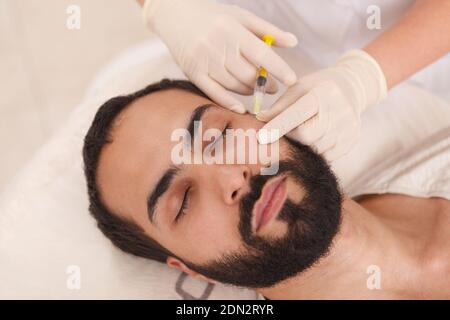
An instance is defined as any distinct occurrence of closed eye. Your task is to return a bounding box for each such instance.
[175,122,231,224]
[175,186,191,223]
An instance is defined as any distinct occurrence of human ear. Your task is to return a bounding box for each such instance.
[166,257,218,284]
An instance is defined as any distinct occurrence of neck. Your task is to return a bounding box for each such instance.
[257,197,410,299]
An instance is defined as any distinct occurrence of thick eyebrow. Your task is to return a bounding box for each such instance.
[147,166,180,224]
[146,103,215,225]
[186,103,215,142]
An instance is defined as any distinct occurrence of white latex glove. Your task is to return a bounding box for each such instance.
[142,0,298,113]
[256,49,387,161]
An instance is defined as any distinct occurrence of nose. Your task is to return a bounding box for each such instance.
[217,165,251,205]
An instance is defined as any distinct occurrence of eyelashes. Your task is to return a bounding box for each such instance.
[175,186,191,223]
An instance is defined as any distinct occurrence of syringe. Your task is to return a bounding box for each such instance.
[252,34,275,115]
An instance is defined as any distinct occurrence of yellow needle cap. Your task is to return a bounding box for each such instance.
[258,35,275,78]
[263,34,275,46]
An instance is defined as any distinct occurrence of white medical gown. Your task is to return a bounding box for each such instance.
[220,0,450,103]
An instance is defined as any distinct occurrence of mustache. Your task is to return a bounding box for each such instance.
[239,169,272,245]
[238,161,295,245]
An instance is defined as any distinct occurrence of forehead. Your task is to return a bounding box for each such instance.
[96,88,212,224]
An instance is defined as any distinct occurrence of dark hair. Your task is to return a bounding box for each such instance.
[82,79,208,263]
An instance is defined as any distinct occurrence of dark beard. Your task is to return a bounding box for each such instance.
[184,136,343,288]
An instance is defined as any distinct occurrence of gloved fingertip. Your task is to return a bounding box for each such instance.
[284,72,297,86]
[285,32,298,47]
[255,110,269,121]
[257,129,271,144]
[230,104,246,114]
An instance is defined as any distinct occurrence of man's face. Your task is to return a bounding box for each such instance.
[97,88,342,288]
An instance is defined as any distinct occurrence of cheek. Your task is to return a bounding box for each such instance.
[173,201,243,264]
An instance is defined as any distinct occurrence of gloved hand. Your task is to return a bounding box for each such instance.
[256,49,387,161]
[142,0,298,113]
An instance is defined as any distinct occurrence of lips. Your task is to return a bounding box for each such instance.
[252,176,287,232]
